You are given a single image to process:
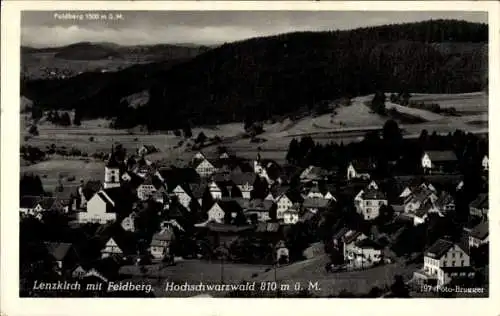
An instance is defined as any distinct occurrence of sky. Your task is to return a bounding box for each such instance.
[21,11,488,47]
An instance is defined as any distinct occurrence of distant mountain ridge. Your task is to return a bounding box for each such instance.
[22,41,211,60]
[21,19,488,130]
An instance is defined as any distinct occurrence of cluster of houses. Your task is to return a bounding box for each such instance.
[20,144,489,293]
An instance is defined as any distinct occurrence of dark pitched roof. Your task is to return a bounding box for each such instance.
[231,172,257,186]
[165,201,190,219]
[435,192,455,208]
[20,195,42,208]
[303,198,332,209]
[470,193,488,210]
[213,180,234,197]
[212,172,231,182]
[244,199,275,212]
[343,230,364,244]
[82,180,103,200]
[151,228,175,243]
[159,167,200,188]
[354,238,384,250]
[425,239,455,259]
[216,200,244,214]
[332,227,350,240]
[205,222,254,233]
[408,186,436,204]
[469,220,488,240]
[189,181,207,199]
[361,189,387,200]
[280,190,304,204]
[98,225,137,256]
[106,150,121,168]
[44,242,73,261]
[269,185,290,198]
[38,197,57,209]
[441,266,475,273]
[256,222,281,233]
[425,150,458,162]
[349,159,376,171]
[300,211,317,222]
[415,200,433,217]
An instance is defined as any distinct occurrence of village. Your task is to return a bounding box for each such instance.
[19,119,489,298]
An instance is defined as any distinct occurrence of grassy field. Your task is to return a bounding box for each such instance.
[409,92,488,113]
[22,52,149,80]
[20,92,488,192]
[255,254,418,297]
[21,159,105,192]
[117,256,418,297]
[119,259,270,297]
[385,101,445,121]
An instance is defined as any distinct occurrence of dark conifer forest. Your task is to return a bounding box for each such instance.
[21,19,488,130]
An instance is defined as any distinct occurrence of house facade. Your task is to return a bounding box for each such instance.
[103,150,121,189]
[276,194,294,218]
[77,190,117,224]
[101,238,123,259]
[195,159,217,178]
[421,151,458,173]
[346,161,373,181]
[207,202,225,224]
[482,155,488,171]
[172,185,192,209]
[467,221,489,248]
[283,209,300,225]
[348,239,383,268]
[413,239,471,286]
[338,230,368,263]
[137,183,157,201]
[208,181,222,200]
[150,227,175,260]
[469,193,488,217]
[121,212,137,232]
[275,240,289,265]
[354,189,387,221]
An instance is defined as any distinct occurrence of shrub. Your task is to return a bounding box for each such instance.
[195,132,207,144]
[28,125,39,136]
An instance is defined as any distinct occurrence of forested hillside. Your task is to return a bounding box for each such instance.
[21,19,488,130]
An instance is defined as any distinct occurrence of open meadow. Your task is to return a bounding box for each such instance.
[117,256,418,297]
[409,92,488,114]
[20,92,488,191]
[21,159,105,192]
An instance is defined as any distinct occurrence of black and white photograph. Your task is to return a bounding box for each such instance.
[5,2,495,304]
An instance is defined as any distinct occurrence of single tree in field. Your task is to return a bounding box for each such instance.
[382,119,403,161]
[371,91,387,115]
[183,123,193,139]
[28,125,39,136]
[59,112,71,126]
[250,176,268,200]
[73,109,82,126]
[195,132,207,144]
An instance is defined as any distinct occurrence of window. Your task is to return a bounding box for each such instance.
[461,260,464,266]
[451,261,455,267]
[460,252,463,258]
[452,253,455,258]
